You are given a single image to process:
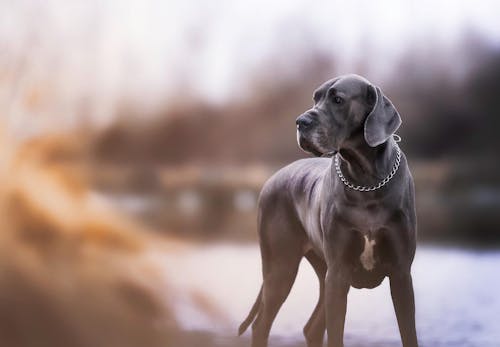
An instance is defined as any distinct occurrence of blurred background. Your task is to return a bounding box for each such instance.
[1,0,500,346]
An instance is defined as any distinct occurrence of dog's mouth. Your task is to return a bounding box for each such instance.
[297,131,325,157]
[321,149,337,158]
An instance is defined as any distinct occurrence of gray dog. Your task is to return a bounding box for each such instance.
[239,74,418,347]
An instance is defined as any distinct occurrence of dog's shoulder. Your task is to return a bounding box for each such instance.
[259,158,329,200]
[269,158,329,183]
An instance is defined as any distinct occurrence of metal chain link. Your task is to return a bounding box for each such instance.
[334,144,401,192]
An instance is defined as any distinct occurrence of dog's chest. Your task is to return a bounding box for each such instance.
[345,229,393,289]
[331,203,404,284]
[338,203,392,230]
[359,235,376,271]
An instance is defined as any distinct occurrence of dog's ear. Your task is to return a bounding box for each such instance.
[364,85,401,147]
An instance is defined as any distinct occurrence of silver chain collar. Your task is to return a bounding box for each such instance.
[334,143,401,192]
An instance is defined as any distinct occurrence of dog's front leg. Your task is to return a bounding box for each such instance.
[325,268,349,347]
[390,272,418,347]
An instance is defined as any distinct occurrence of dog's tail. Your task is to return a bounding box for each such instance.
[238,284,262,336]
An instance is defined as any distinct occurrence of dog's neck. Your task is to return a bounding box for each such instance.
[335,137,398,187]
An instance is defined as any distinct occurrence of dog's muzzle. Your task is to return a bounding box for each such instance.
[296,114,313,131]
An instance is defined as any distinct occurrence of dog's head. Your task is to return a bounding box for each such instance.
[296,74,401,156]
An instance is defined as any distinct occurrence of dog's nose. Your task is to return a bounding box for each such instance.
[296,115,312,130]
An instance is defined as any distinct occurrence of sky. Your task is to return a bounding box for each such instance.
[1,0,500,135]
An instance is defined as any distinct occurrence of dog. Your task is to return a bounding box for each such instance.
[239,74,418,347]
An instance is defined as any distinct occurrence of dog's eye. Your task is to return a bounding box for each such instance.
[333,96,343,104]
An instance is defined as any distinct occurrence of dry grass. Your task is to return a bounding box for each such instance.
[0,132,184,347]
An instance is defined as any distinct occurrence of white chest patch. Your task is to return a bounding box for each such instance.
[360,235,377,271]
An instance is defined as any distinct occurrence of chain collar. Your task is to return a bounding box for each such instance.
[334,143,401,192]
